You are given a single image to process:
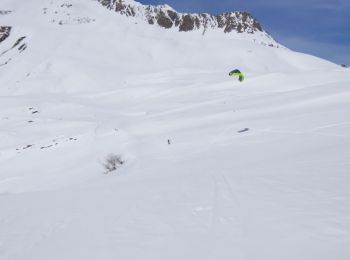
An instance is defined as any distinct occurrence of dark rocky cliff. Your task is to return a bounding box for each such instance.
[98,0,264,34]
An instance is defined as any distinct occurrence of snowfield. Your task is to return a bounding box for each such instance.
[0,0,350,259]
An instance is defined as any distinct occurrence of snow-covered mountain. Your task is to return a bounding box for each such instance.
[97,0,276,46]
[1,0,350,260]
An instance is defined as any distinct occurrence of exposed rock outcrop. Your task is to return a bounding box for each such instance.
[0,10,12,15]
[0,26,11,44]
[98,0,265,34]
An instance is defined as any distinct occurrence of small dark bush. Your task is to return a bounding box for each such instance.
[103,154,124,174]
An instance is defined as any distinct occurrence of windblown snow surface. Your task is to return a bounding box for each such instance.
[1,0,350,259]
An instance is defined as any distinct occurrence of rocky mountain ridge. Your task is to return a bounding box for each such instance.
[97,0,268,35]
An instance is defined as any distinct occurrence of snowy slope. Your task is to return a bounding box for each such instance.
[97,0,279,48]
[1,0,350,259]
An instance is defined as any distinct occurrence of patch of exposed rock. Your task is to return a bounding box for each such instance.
[98,0,264,34]
[0,10,12,15]
[0,26,11,44]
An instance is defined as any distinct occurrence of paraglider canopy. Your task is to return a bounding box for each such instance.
[229,69,244,82]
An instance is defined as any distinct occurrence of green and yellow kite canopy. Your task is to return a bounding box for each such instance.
[229,69,244,82]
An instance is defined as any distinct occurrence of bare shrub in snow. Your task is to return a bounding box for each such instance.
[103,154,124,174]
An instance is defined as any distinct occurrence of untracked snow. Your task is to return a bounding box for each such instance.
[0,0,350,259]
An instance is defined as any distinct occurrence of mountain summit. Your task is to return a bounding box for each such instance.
[97,0,278,46]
